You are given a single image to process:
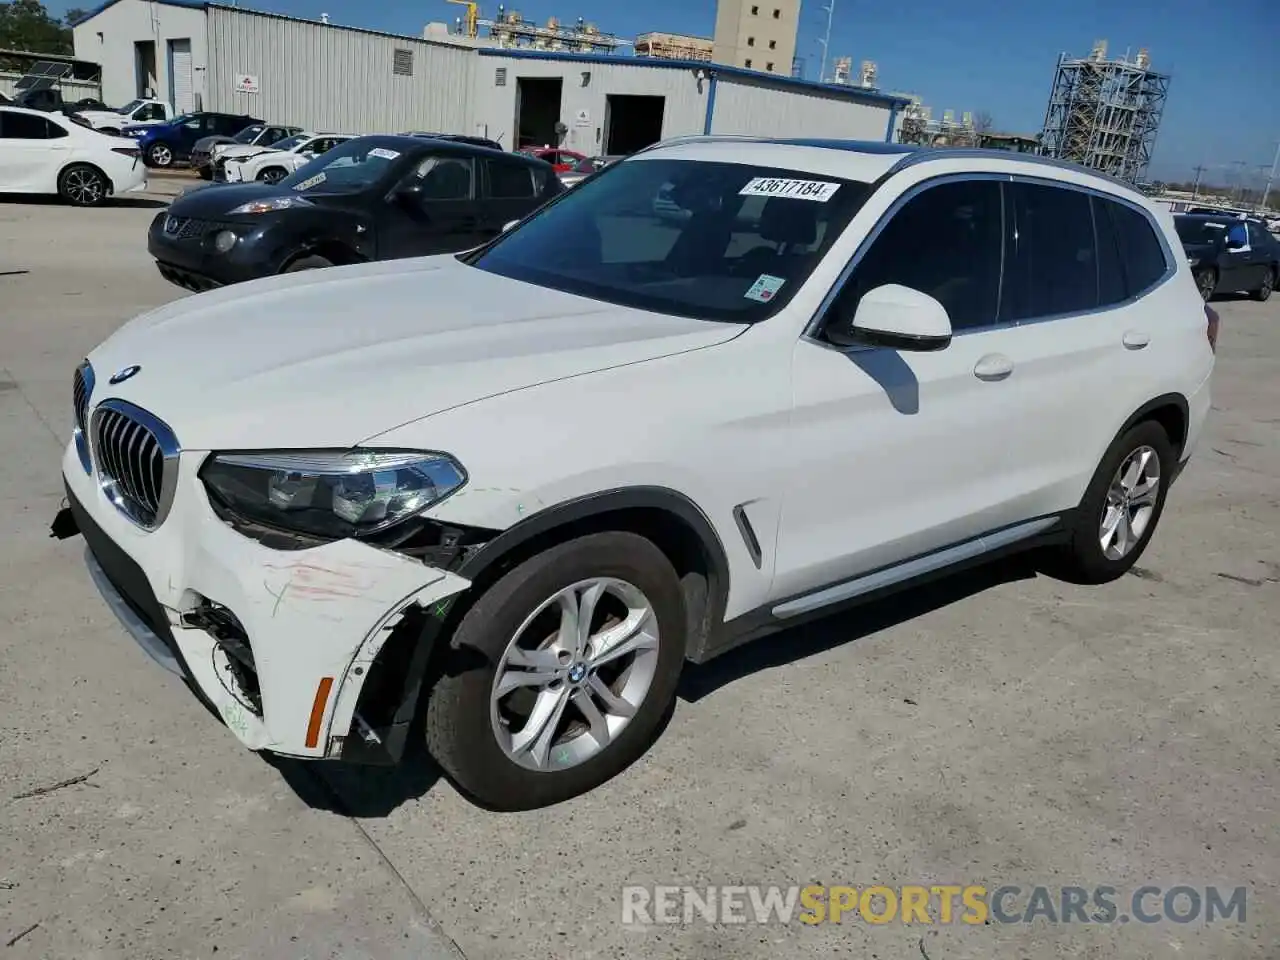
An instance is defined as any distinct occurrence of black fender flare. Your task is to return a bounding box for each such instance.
[1114,392,1190,458]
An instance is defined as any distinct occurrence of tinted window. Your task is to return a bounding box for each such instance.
[839,178,1003,331]
[470,158,872,323]
[136,103,166,121]
[1107,201,1167,295]
[1,111,59,139]
[1246,222,1270,248]
[1175,217,1231,245]
[413,155,473,200]
[1002,182,1098,321]
[278,138,402,194]
[487,160,536,199]
[1092,196,1128,307]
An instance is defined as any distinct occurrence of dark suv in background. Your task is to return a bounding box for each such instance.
[126,111,264,168]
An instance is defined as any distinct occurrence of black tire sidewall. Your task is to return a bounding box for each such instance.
[425,532,687,810]
[1064,420,1175,583]
[282,254,333,273]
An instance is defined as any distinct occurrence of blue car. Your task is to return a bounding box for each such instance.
[124,111,263,169]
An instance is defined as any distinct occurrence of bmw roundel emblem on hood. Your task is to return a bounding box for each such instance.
[109,365,142,385]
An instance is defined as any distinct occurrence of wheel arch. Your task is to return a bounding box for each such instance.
[278,240,364,271]
[58,161,112,198]
[1117,393,1189,461]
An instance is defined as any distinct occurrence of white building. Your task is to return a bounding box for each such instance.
[73,1,908,151]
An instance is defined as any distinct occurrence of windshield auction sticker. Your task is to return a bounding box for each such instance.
[739,177,840,202]
[368,147,401,161]
[745,274,786,303]
[292,173,326,191]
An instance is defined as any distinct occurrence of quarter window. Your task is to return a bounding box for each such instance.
[487,159,536,199]
[1106,200,1168,295]
[1002,182,1098,321]
[835,178,1003,332]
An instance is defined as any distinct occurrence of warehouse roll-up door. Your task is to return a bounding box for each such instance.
[169,39,193,113]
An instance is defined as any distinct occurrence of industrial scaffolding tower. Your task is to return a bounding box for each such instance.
[1039,40,1170,183]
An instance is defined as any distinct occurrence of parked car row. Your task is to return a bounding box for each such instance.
[1173,213,1279,302]
[0,104,147,205]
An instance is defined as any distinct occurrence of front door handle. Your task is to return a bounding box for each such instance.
[973,353,1014,381]
[1122,330,1150,350]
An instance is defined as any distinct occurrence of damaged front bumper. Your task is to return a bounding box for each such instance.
[57,441,473,763]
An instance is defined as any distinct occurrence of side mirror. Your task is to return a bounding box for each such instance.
[827,284,953,352]
[395,181,426,206]
[501,219,519,233]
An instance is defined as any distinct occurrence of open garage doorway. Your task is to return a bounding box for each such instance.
[515,77,563,149]
[604,95,665,155]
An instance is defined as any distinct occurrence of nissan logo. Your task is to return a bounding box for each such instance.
[164,215,179,234]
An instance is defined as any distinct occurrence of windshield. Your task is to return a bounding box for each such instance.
[570,157,600,174]
[466,158,871,323]
[233,124,265,143]
[116,99,145,115]
[1175,218,1230,245]
[278,138,404,194]
[272,134,309,152]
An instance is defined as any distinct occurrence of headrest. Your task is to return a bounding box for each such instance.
[760,199,818,247]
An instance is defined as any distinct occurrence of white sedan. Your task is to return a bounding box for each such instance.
[0,106,147,206]
[221,133,353,184]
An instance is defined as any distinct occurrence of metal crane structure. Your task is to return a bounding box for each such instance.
[1039,39,1170,184]
[446,1,630,54]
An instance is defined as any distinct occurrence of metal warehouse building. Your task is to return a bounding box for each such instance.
[73,0,907,151]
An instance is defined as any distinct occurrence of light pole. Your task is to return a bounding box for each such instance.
[817,1,835,84]
[1261,139,1280,213]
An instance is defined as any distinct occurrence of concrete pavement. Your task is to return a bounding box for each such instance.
[1,198,1276,959]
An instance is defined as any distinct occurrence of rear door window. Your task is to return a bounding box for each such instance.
[487,160,536,199]
[1092,196,1128,307]
[1002,182,1099,321]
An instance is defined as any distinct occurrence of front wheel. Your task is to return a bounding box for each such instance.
[58,164,108,207]
[281,254,333,273]
[257,167,287,184]
[1046,420,1174,584]
[1252,267,1275,302]
[146,142,173,168]
[424,532,687,810]
[1194,266,1217,302]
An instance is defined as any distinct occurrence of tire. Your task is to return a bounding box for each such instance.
[257,167,287,184]
[424,531,687,810]
[281,254,333,273]
[146,142,174,168]
[1251,266,1275,302]
[1046,420,1175,585]
[197,167,213,181]
[57,164,109,207]
[1194,266,1217,302]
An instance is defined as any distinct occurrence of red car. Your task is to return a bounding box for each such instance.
[518,146,586,173]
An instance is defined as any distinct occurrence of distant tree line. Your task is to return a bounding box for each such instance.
[0,1,88,61]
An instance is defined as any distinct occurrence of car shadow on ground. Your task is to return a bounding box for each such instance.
[0,193,168,209]
[271,554,1040,817]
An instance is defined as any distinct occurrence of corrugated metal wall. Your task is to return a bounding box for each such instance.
[711,76,891,140]
[0,74,100,102]
[471,56,708,153]
[205,7,473,135]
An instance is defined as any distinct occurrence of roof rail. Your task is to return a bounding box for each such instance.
[888,147,1141,192]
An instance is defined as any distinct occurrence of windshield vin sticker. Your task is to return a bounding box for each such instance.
[368,147,401,161]
[739,177,840,202]
[744,274,786,303]
[292,172,326,191]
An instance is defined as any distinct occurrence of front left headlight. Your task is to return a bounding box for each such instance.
[201,449,467,540]
[227,196,313,215]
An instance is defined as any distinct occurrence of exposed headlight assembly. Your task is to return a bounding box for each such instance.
[227,196,312,215]
[201,450,466,540]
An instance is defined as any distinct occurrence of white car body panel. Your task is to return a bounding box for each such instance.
[64,139,1214,758]
[76,99,172,131]
[222,134,352,183]
[0,107,147,196]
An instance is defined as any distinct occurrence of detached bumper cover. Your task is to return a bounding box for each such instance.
[61,442,472,760]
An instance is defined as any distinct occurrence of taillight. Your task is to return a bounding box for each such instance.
[112,147,140,158]
[1204,303,1219,353]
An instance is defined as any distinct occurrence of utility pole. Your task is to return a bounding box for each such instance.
[1261,139,1280,213]
[818,0,835,84]
[1229,160,1247,203]
[1191,163,1206,200]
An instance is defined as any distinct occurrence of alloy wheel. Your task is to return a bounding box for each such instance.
[150,144,172,166]
[489,577,660,772]
[64,168,104,205]
[1196,269,1215,302]
[1099,445,1161,561]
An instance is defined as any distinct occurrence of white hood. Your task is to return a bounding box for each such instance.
[86,257,743,450]
[219,144,279,162]
[76,109,138,124]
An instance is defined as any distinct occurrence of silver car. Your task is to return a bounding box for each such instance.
[559,154,624,188]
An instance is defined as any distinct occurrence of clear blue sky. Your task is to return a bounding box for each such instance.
[52,0,1278,183]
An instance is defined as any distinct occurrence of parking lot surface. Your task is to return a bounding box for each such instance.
[1,195,1276,960]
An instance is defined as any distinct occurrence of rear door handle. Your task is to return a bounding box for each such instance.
[1122,330,1150,350]
[973,353,1014,381]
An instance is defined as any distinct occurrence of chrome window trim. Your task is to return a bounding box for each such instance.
[73,359,95,475]
[802,168,1178,349]
[90,398,182,531]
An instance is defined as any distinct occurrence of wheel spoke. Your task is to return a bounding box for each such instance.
[510,684,570,766]
[1114,511,1133,556]
[589,627,658,670]
[493,666,558,698]
[572,688,612,746]
[506,645,563,672]
[1100,505,1123,551]
[554,589,581,653]
[587,673,637,718]
[1121,450,1149,491]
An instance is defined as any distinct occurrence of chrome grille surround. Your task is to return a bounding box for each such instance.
[91,399,181,530]
[72,360,95,474]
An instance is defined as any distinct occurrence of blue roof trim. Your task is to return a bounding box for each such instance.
[71,0,205,28]
[477,48,911,108]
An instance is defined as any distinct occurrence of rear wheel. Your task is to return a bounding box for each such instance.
[197,166,213,181]
[1252,267,1275,302]
[257,167,287,184]
[58,164,108,207]
[281,254,333,273]
[424,532,687,810]
[146,142,174,168]
[1046,420,1174,584]
[1194,266,1217,302]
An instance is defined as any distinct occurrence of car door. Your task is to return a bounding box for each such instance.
[378,152,485,258]
[1219,221,1255,290]
[1244,222,1274,288]
[173,114,207,155]
[0,110,67,192]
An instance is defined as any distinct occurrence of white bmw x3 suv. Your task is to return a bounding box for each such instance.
[56,137,1216,809]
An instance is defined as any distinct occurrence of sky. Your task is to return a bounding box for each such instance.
[49,0,1279,183]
